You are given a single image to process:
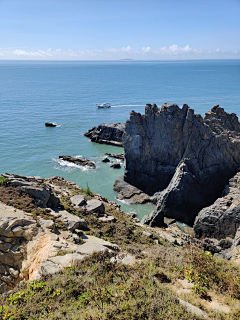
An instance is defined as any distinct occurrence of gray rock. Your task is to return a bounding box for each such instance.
[57,211,88,231]
[21,186,50,206]
[98,216,115,223]
[39,260,61,276]
[39,219,55,229]
[177,298,209,319]
[233,226,240,247]
[76,242,111,255]
[85,199,105,214]
[10,180,37,187]
[84,123,125,147]
[0,217,36,237]
[110,253,135,265]
[70,194,86,207]
[59,155,96,169]
[47,253,84,267]
[194,172,240,239]
[122,103,240,226]
[114,176,152,204]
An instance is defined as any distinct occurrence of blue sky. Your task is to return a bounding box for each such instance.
[0,0,240,60]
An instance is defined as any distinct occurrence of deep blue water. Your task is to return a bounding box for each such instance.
[0,60,239,219]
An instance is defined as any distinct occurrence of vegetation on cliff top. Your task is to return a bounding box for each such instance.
[0,177,240,319]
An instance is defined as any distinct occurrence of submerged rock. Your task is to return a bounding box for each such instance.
[121,103,240,226]
[84,123,125,147]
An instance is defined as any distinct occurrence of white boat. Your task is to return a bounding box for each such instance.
[96,103,111,108]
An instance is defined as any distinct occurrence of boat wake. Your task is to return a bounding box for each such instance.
[111,104,145,108]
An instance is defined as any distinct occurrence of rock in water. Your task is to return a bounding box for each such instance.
[121,103,240,226]
[84,123,125,147]
[45,122,57,127]
[59,155,96,168]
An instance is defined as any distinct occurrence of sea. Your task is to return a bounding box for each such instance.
[0,59,239,221]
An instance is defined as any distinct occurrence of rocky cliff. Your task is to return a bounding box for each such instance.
[84,123,125,147]
[122,103,240,226]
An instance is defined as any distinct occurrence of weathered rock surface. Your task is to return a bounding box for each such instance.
[85,199,105,215]
[194,172,240,239]
[70,194,86,207]
[2,173,60,208]
[114,176,152,204]
[84,123,125,147]
[59,155,96,168]
[56,210,88,231]
[122,103,240,226]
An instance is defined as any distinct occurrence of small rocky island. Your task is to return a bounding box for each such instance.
[84,123,125,147]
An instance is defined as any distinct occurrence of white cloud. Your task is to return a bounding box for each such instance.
[0,45,239,60]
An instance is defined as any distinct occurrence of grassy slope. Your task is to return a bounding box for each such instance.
[0,178,240,319]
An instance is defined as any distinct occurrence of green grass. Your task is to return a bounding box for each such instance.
[81,182,94,196]
[0,176,9,186]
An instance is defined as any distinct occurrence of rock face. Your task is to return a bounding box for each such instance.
[194,172,240,239]
[84,123,125,147]
[59,155,96,168]
[0,217,38,293]
[122,103,240,226]
[114,176,152,204]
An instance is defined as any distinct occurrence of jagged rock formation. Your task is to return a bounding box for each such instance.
[122,103,240,226]
[194,172,240,239]
[84,123,125,147]
[59,155,96,168]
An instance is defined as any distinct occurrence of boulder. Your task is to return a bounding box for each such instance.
[57,210,88,231]
[194,172,240,239]
[59,155,96,169]
[70,194,86,207]
[122,103,240,226]
[98,216,115,223]
[84,123,125,147]
[85,199,105,214]
[102,158,110,163]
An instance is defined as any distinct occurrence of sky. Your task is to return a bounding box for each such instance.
[0,0,240,60]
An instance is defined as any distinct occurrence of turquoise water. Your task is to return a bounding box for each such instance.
[0,60,240,220]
